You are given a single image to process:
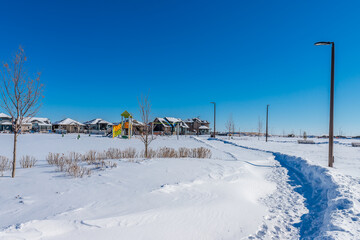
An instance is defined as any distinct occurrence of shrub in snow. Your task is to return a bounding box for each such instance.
[157,147,178,158]
[191,147,212,159]
[121,147,137,159]
[178,147,191,158]
[19,156,37,168]
[66,162,91,178]
[47,150,119,178]
[140,148,157,158]
[105,148,122,159]
[0,156,11,176]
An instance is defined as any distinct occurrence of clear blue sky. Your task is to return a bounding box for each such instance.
[1,0,360,135]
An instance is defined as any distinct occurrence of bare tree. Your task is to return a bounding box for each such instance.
[225,114,234,139]
[257,117,263,140]
[0,46,43,178]
[138,94,154,158]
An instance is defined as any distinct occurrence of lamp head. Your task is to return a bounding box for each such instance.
[314,41,333,46]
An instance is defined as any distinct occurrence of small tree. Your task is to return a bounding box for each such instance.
[225,114,235,139]
[0,46,43,178]
[257,117,263,140]
[303,131,307,140]
[138,94,154,158]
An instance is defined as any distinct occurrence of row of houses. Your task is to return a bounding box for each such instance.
[0,113,210,135]
[0,113,52,133]
[153,117,210,135]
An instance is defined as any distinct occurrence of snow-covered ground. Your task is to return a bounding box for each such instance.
[205,136,360,239]
[0,134,359,239]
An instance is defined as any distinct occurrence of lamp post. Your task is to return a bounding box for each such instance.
[266,104,269,142]
[315,41,335,167]
[210,102,216,138]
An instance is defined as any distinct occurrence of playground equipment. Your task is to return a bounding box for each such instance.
[113,111,133,139]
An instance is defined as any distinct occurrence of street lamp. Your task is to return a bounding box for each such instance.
[210,102,216,138]
[266,104,269,142]
[315,41,335,167]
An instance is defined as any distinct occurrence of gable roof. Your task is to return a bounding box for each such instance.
[153,117,170,128]
[23,117,51,125]
[0,113,11,119]
[179,120,189,128]
[164,117,181,124]
[53,118,84,126]
[83,118,113,125]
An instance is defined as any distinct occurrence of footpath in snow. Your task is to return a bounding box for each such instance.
[200,136,360,239]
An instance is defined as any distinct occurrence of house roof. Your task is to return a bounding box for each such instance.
[164,117,181,124]
[122,119,145,126]
[0,121,12,125]
[53,118,84,126]
[23,117,51,125]
[185,118,209,124]
[132,119,145,126]
[179,121,189,128]
[0,113,11,118]
[153,117,170,128]
[199,125,209,129]
[83,118,113,125]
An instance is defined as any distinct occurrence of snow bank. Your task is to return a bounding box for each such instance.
[212,137,360,239]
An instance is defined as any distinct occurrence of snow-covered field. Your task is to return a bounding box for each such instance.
[0,134,359,239]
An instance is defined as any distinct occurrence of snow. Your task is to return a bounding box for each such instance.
[0,113,11,119]
[53,118,85,126]
[206,136,360,239]
[83,118,113,125]
[0,134,359,239]
[153,118,170,127]
[23,117,51,125]
[164,117,180,123]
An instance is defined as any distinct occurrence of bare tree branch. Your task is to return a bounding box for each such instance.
[138,94,154,158]
[0,46,43,178]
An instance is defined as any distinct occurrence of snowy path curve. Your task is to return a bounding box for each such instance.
[204,138,357,240]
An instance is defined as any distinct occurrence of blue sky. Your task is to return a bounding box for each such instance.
[1,0,360,135]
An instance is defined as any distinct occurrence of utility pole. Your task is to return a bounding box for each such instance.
[210,102,216,138]
[315,41,335,167]
[176,123,179,140]
[266,104,269,142]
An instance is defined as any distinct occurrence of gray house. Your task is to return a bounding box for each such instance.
[0,113,12,132]
[83,118,113,134]
[23,117,52,133]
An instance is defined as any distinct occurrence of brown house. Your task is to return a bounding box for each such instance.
[185,118,210,135]
[52,118,85,133]
[152,117,171,135]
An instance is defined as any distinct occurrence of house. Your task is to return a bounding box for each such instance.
[152,117,171,135]
[84,118,113,134]
[164,117,189,135]
[22,117,52,133]
[0,113,12,132]
[131,119,145,135]
[52,118,85,133]
[185,118,210,135]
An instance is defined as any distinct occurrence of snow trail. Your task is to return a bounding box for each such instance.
[206,138,355,239]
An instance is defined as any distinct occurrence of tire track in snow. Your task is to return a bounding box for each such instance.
[208,138,355,240]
